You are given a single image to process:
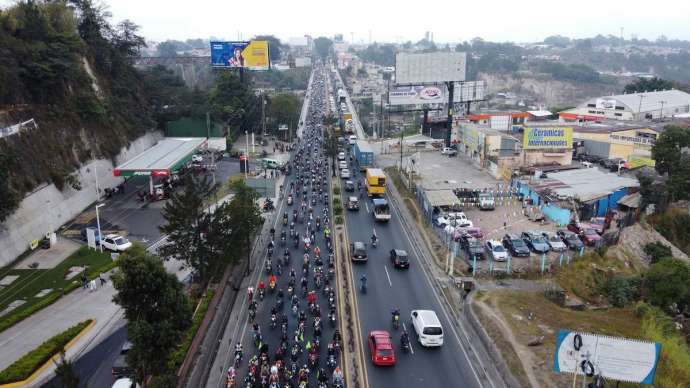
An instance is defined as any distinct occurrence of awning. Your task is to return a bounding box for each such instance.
[424,189,459,207]
[617,192,641,208]
[113,137,207,177]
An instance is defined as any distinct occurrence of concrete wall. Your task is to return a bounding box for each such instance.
[0,131,163,266]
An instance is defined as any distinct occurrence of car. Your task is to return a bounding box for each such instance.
[338,152,346,161]
[588,217,608,234]
[464,238,485,260]
[542,231,567,252]
[345,180,355,192]
[463,227,483,239]
[368,330,396,366]
[441,147,457,156]
[112,378,139,388]
[340,169,351,178]
[521,231,550,253]
[347,196,360,211]
[349,135,357,145]
[485,240,509,261]
[191,154,203,163]
[410,310,444,347]
[100,234,132,252]
[557,230,585,250]
[389,249,410,269]
[112,341,134,377]
[435,212,472,228]
[338,160,348,169]
[351,241,368,262]
[580,228,602,246]
[502,234,531,257]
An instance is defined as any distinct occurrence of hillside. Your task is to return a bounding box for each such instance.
[0,1,172,221]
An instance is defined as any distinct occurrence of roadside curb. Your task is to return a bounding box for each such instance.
[0,319,96,388]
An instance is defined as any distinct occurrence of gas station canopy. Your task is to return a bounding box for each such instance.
[113,138,207,177]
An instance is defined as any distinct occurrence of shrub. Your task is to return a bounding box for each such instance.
[0,320,92,383]
[645,258,690,312]
[168,289,215,371]
[599,275,640,307]
[333,186,340,195]
[333,206,343,216]
[332,198,341,206]
[644,241,674,264]
[335,216,344,225]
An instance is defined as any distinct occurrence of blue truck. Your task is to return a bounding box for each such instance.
[353,140,374,171]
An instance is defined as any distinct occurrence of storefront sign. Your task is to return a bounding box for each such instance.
[523,127,573,149]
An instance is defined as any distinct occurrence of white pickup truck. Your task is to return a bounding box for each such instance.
[435,212,473,228]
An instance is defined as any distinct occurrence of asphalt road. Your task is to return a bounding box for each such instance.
[341,175,485,388]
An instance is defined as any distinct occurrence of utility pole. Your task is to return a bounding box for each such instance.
[446,81,454,147]
[637,94,646,120]
[659,100,666,119]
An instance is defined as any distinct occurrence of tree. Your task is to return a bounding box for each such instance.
[324,132,338,176]
[624,77,675,94]
[209,71,261,133]
[266,94,301,135]
[644,258,690,312]
[0,159,19,222]
[313,37,333,60]
[53,350,79,388]
[644,242,673,264]
[226,181,263,271]
[652,125,690,201]
[159,174,213,284]
[253,35,284,62]
[544,35,571,47]
[156,41,178,57]
[112,245,192,387]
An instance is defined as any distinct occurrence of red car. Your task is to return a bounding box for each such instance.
[368,330,396,366]
[580,228,602,246]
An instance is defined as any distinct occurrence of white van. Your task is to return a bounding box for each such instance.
[348,135,357,145]
[410,309,444,347]
[262,158,282,170]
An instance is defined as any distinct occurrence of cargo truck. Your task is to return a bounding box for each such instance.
[354,141,374,171]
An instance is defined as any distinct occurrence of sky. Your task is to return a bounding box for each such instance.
[3,0,690,44]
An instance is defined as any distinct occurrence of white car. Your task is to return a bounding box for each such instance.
[341,169,351,178]
[435,212,472,228]
[543,232,568,252]
[191,154,203,163]
[349,135,357,145]
[338,152,346,161]
[338,160,348,169]
[441,147,457,156]
[101,234,132,252]
[486,240,509,262]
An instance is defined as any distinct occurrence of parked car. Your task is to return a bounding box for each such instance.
[557,230,584,250]
[389,249,410,269]
[191,154,203,163]
[351,241,368,262]
[338,152,346,161]
[435,212,472,228]
[521,231,550,253]
[542,231,567,252]
[464,238,485,260]
[441,147,457,156]
[463,227,483,239]
[368,331,396,366]
[580,228,602,246]
[341,169,351,178]
[602,158,623,171]
[502,234,531,257]
[101,234,132,252]
[338,160,348,169]
[524,206,545,222]
[485,240,509,261]
[347,196,360,211]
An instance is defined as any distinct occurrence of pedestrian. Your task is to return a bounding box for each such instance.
[89,279,97,292]
[81,273,88,289]
[99,274,106,286]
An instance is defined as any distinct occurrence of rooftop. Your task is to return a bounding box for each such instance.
[580,89,690,113]
[528,168,639,203]
[114,137,206,175]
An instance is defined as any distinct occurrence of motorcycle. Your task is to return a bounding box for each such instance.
[270,314,277,329]
[326,354,337,370]
[401,332,411,353]
[392,312,400,330]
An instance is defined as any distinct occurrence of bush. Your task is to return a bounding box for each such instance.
[599,275,640,307]
[0,320,92,383]
[332,186,340,195]
[645,258,690,312]
[168,289,215,371]
[332,198,341,206]
[644,242,674,264]
[333,206,343,216]
[335,216,344,225]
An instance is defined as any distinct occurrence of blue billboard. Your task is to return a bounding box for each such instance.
[210,41,270,70]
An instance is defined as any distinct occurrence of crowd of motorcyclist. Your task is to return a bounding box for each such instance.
[226,68,345,388]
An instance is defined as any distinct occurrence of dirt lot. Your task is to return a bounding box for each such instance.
[474,290,644,388]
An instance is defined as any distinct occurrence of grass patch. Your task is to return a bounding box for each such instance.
[0,246,114,333]
[168,289,215,371]
[0,319,92,384]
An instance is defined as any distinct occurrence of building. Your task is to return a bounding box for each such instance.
[571,123,661,165]
[517,168,639,225]
[518,124,574,168]
[561,89,690,121]
[454,124,521,179]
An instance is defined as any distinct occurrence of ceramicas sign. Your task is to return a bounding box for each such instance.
[523,127,573,149]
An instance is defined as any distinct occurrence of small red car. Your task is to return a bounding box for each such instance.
[368,330,396,366]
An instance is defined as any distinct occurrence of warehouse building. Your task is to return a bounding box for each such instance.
[560,89,690,121]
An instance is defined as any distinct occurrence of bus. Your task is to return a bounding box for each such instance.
[365,168,386,197]
[372,198,391,222]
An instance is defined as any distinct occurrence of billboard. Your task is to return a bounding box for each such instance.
[455,81,487,102]
[210,40,270,70]
[395,52,466,84]
[389,85,445,105]
[595,98,617,110]
[554,330,661,384]
[523,127,573,149]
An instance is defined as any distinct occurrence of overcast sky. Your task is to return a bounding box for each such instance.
[3,0,690,43]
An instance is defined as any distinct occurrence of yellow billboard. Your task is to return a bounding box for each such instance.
[243,40,270,71]
[523,127,573,149]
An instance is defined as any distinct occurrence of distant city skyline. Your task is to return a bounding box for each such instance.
[2,0,690,44]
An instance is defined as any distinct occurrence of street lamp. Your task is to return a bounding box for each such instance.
[95,203,105,253]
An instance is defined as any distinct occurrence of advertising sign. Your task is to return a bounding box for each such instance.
[455,81,487,102]
[389,85,445,105]
[554,329,661,384]
[395,52,466,84]
[523,127,573,149]
[595,98,617,110]
[210,40,270,70]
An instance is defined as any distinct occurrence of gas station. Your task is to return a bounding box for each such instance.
[113,137,207,195]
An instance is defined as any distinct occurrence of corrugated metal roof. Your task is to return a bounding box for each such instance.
[582,90,690,113]
[115,138,206,172]
[424,189,459,207]
[529,168,638,202]
[527,110,553,117]
[617,192,641,208]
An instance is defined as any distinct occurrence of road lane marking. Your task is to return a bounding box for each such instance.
[364,200,370,213]
[402,322,414,355]
[384,265,392,287]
